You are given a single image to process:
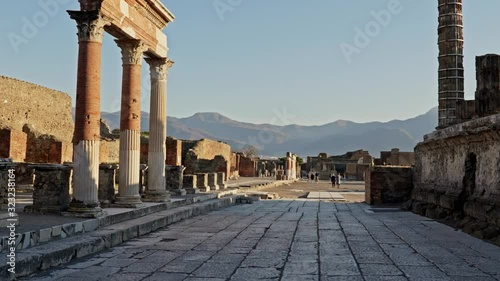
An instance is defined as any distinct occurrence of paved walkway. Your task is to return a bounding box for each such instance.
[23,201,500,281]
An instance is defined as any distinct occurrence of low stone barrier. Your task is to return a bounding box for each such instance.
[365,166,413,205]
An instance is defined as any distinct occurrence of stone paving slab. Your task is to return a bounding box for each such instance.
[19,200,500,281]
[0,195,242,280]
[307,192,346,201]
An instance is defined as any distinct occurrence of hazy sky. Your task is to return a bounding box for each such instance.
[1,1,500,126]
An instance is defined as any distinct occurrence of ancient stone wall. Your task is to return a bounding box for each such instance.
[0,76,74,163]
[365,166,413,205]
[0,76,73,142]
[407,114,500,245]
[181,139,231,179]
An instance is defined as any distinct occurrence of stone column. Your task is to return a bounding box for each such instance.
[115,39,147,207]
[67,11,109,217]
[144,58,174,202]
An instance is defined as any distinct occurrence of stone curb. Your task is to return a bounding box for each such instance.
[213,180,297,198]
[0,194,219,254]
[0,195,241,280]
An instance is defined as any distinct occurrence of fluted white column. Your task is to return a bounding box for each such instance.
[144,57,173,202]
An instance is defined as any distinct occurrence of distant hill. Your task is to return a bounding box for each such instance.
[73,107,438,157]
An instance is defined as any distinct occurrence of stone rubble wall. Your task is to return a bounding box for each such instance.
[406,113,500,245]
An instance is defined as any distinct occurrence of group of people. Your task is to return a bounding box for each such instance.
[330,174,341,188]
[308,172,342,188]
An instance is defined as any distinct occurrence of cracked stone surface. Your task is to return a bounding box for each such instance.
[21,201,500,281]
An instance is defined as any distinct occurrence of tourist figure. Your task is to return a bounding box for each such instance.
[315,172,319,183]
[330,174,336,188]
[336,174,340,188]
[310,173,314,182]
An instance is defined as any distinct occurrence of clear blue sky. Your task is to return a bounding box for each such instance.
[1,1,500,126]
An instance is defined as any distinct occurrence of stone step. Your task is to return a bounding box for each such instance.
[0,195,241,280]
[0,193,220,254]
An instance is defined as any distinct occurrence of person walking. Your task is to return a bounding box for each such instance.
[336,174,341,188]
[315,172,319,183]
[330,174,336,188]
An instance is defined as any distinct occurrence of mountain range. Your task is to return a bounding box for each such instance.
[90,107,438,157]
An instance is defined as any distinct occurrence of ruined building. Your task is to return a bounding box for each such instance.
[305,150,373,180]
[406,0,500,244]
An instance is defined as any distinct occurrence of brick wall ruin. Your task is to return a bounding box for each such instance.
[365,166,413,205]
[166,137,182,166]
[0,76,74,163]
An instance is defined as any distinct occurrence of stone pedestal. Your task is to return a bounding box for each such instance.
[98,164,118,208]
[217,172,227,189]
[183,175,199,194]
[207,173,219,191]
[25,164,72,214]
[166,165,186,196]
[195,173,210,192]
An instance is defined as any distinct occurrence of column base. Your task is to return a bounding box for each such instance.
[170,189,187,196]
[197,186,210,192]
[143,190,170,202]
[209,185,220,191]
[185,188,200,194]
[113,195,143,208]
[64,201,103,218]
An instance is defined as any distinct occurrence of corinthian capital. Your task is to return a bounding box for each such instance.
[68,10,110,43]
[116,39,148,65]
[145,57,174,80]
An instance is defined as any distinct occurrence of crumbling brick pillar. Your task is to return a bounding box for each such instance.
[475,54,500,117]
[67,10,110,217]
[166,137,182,166]
[25,164,72,214]
[115,39,147,208]
[144,58,174,202]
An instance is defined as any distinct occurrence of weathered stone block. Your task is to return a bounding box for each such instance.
[207,173,219,191]
[166,165,186,195]
[182,175,199,194]
[195,173,210,192]
[217,172,226,189]
[26,164,71,214]
[98,164,118,207]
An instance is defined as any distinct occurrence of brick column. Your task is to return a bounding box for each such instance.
[67,10,109,217]
[115,39,147,207]
[143,58,173,202]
